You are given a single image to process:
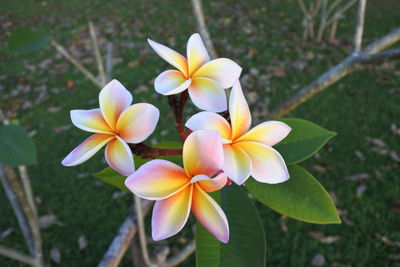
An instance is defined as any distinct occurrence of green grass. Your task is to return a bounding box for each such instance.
[0,0,399,266]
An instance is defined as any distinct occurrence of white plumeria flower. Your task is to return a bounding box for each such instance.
[148,33,242,112]
[62,80,159,176]
[186,81,292,185]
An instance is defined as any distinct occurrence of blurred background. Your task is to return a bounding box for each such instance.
[0,0,399,266]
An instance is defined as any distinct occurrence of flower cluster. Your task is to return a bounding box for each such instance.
[62,33,291,243]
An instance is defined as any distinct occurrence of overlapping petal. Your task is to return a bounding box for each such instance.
[192,184,229,243]
[70,109,113,134]
[152,185,193,241]
[116,103,159,144]
[188,78,227,112]
[183,130,224,178]
[62,134,114,166]
[237,141,289,184]
[125,159,190,200]
[187,33,210,76]
[99,80,133,130]
[193,58,242,88]
[229,81,251,140]
[148,38,188,75]
[105,136,135,176]
[236,121,292,146]
[185,111,231,141]
[154,70,191,95]
[192,173,228,193]
[222,144,252,185]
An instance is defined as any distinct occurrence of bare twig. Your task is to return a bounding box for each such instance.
[105,42,114,82]
[3,166,44,267]
[325,0,357,28]
[98,201,152,267]
[134,196,157,267]
[129,143,182,159]
[329,18,339,42]
[0,245,36,266]
[0,165,35,257]
[161,239,196,267]
[18,166,38,219]
[269,27,400,119]
[316,0,328,43]
[357,48,400,63]
[353,0,367,54]
[191,0,218,58]
[89,22,106,86]
[50,39,102,88]
[326,0,343,18]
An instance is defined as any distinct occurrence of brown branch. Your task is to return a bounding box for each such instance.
[0,245,36,266]
[269,27,400,119]
[353,0,367,54]
[89,22,107,87]
[167,91,190,142]
[98,201,152,267]
[129,143,182,159]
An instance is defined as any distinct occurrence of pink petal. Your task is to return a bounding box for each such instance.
[154,70,191,95]
[62,134,114,166]
[148,38,188,75]
[192,184,229,243]
[188,77,227,112]
[99,79,133,131]
[237,141,289,184]
[151,185,193,241]
[70,109,114,134]
[183,130,224,178]
[230,81,251,140]
[116,103,159,143]
[125,159,190,200]
[185,111,232,140]
[236,121,292,146]
[105,136,135,176]
[222,144,252,185]
[191,173,227,193]
[193,58,242,88]
[187,33,210,76]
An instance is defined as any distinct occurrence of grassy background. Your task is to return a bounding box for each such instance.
[1,0,399,266]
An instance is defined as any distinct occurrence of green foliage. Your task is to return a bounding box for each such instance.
[0,125,37,166]
[275,118,336,165]
[196,185,266,267]
[93,167,129,192]
[7,28,50,54]
[246,165,341,224]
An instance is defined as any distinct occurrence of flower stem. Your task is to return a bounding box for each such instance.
[129,143,182,159]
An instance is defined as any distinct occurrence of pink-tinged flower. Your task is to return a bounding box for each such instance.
[186,81,291,185]
[125,130,229,243]
[148,33,242,112]
[62,79,159,176]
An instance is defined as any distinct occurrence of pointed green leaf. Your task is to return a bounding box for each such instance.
[8,28,50,54]
[196,185,266,267]
[246,165,341,224]
[0,125,37,166]
[93,167,129,191]
[275,118,336,165]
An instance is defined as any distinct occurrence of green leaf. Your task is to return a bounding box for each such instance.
[0,125,37,166]
[196,185,266,267]
[246,165,341,224]
[93,141,183,191]
[8,28,50,54]
[93,167,129,192]
[275,118,336,165]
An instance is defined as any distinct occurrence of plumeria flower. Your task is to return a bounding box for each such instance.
[125,130,229,243]
[186,81,291,185]
[148,33,242,112]
[62,80,159,176]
